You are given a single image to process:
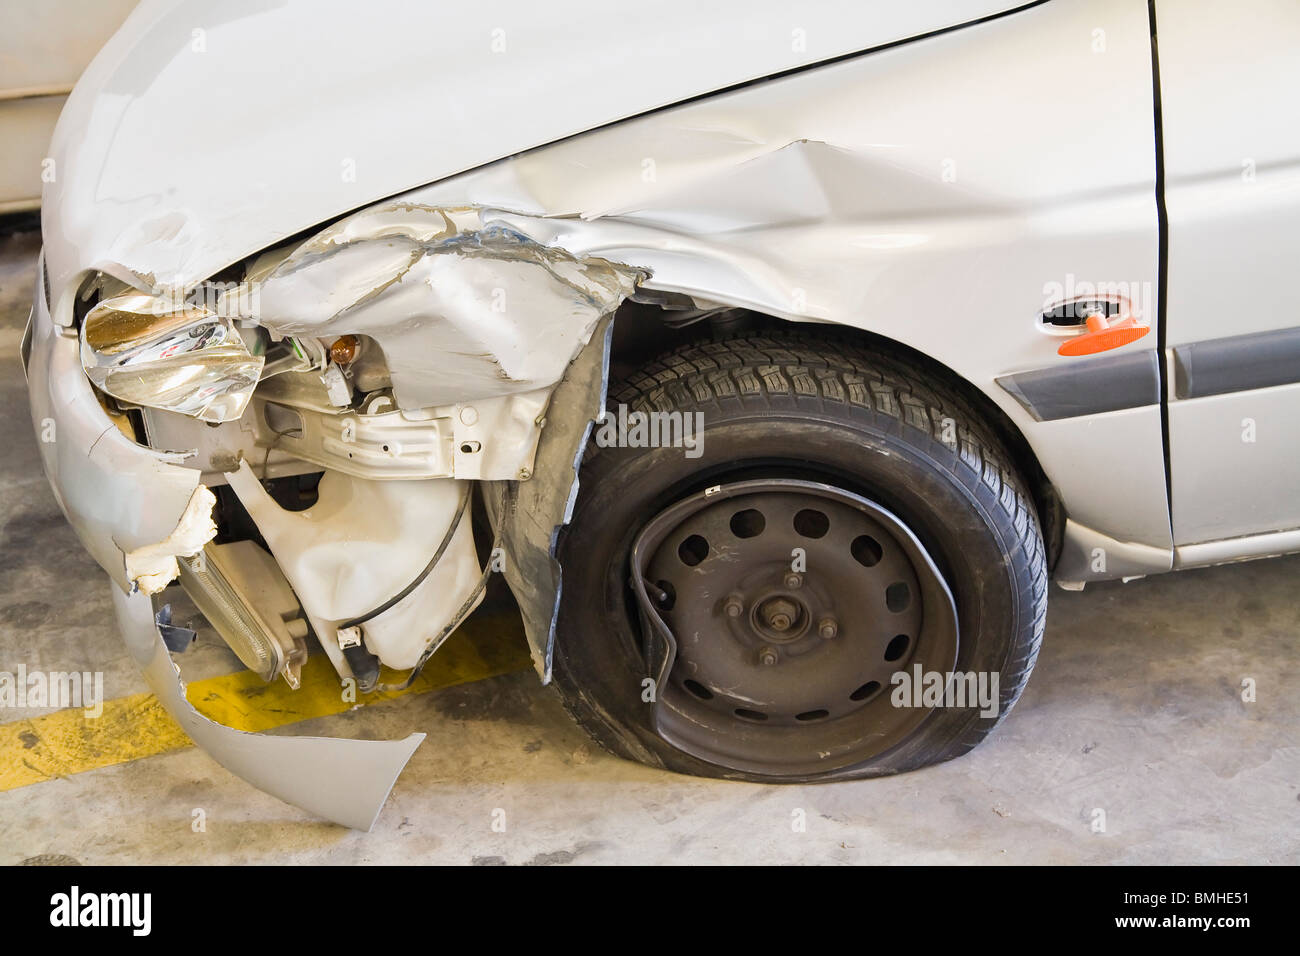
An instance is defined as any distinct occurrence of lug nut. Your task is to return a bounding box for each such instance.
[818,617,838,640]
[784,572,803,589]
[723,595,745,618]
[758,646,779,666]
[759,596,799,632]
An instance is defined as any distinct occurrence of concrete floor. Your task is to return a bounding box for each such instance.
[1,220,1296,865]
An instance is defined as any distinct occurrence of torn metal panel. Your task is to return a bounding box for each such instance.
[487,317,614,681]
[110,585,422,831]
[244,206,643,410]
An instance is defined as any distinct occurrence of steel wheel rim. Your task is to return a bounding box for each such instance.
[630,479,959,776]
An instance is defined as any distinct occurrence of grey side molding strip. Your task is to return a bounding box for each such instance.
[996,350,1161,422]
[1172,326,1300,399]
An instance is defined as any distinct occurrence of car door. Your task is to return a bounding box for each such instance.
[1156,0,1300,556]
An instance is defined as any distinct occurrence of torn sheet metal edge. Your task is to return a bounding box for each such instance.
[110,585,423,830]
[246,207,643,411]
[487,316,614,681]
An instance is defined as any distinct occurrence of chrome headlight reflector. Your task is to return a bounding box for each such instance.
[80,293,264,422]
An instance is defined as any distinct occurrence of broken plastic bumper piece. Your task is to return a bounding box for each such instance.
[26,256,424,829]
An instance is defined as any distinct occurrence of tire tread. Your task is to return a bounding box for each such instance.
[562,330,1048,772]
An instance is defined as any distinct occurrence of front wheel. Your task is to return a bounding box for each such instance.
[552,332,1047,781]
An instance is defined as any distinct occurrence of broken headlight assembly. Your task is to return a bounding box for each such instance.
[79,291,265,423]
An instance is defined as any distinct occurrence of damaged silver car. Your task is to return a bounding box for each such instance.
[23,0,1300,827]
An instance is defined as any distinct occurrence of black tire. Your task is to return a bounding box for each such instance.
[552,331,1047,780]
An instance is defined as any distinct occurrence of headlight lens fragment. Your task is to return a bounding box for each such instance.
[80,292,264,422]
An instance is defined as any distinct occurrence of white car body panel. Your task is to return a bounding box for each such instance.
[397,0,1170,558]
[1155,0,1300,544]
[40,0,1032,315]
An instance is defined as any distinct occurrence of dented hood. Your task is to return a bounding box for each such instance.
[41,0,1031,311]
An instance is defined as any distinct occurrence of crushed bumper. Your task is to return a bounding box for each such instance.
[24,254,201,590]
[26,254,424,829]
[111,587,423,831]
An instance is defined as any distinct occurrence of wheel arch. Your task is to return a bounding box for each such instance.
[608,301,1066,571]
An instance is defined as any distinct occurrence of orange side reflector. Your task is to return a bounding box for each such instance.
[1057,313,1150,356]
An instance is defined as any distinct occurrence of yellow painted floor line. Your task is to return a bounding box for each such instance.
[0,612,530,793]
